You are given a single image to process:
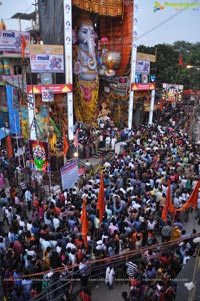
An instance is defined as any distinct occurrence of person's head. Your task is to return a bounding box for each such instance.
[121,291,128,299]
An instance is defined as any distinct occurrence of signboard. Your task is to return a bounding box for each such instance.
[40,73,53,85]
[42,89,54,102]
[136,60,150,74]
[29,139,50,172]
[29,44,64,73]
[27,83,73,94]
[131,83,156,91]
[137,52,156,62]
[61,159,78,190]
[0,30,30,52]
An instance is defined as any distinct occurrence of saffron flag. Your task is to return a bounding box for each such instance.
[21,35,26,61]
[97,172,105,223]
[179,53,183,68]
[81,195,88,247]
[63,129,69,156]
[6,135,13,159]
[162,181,175,222]
[176,180,200,212]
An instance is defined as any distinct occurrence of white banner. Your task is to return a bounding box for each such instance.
[61,159,78,190]
[30,53,64,73]
[0,30,30,52]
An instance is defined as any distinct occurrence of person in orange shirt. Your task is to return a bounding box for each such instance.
[79,288,92,301]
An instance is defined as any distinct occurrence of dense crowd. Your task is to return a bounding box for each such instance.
[0,117,199,300]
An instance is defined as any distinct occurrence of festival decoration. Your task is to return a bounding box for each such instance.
[29,140,50,172]
[72,0,123,16]
[162,83,183,102]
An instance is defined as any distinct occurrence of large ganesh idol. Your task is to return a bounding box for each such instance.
[73,14,99,123]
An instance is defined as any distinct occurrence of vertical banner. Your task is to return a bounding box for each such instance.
[6,85,21,135]
[21,106,29,141]
[27,94,37,140]
[63,0,74,140]
[128,0,139,130]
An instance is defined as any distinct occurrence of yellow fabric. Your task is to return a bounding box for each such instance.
[72,0,123,16]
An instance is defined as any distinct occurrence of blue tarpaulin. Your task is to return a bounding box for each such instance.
[0,129,9,140]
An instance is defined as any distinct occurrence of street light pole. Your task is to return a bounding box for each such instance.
[186,65,200,70]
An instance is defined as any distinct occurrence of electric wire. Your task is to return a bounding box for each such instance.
[137,0,199,42]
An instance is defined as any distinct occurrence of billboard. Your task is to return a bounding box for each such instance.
[29,44,64,73]
[0,30,29,52]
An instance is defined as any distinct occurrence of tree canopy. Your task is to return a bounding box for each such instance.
[137,41,200,90]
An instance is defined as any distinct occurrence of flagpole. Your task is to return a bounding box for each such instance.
[14,113,21,166]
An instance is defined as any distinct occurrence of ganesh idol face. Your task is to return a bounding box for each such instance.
[77,24,96,45]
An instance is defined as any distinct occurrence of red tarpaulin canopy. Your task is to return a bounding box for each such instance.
[183,89,200,95]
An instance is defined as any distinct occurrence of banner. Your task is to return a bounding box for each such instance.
[6,85,21,135]
[61,159,78,189]
[136,60,150,74]
[0,30,29,52]
[21,106,29,141]
[29,44,64,73]
[42,89,54,102]
[29,139,50,172]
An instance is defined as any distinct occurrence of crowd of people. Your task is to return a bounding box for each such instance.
[0,113,199,300]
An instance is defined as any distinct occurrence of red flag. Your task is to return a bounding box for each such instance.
[63,130,69,156]
[81,195,88,247]
[176,180,200,212]
[21,35,26,60]
[162,181,175,222]
[178,53,183,67]
[97,172,105,223]
[6,135,13,159]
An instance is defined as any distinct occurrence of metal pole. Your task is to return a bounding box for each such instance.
[148,89,155,125]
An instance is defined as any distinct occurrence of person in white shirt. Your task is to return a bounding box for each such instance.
[52,215,60,231]
[24,188,32,211]
[105,135,111,151]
